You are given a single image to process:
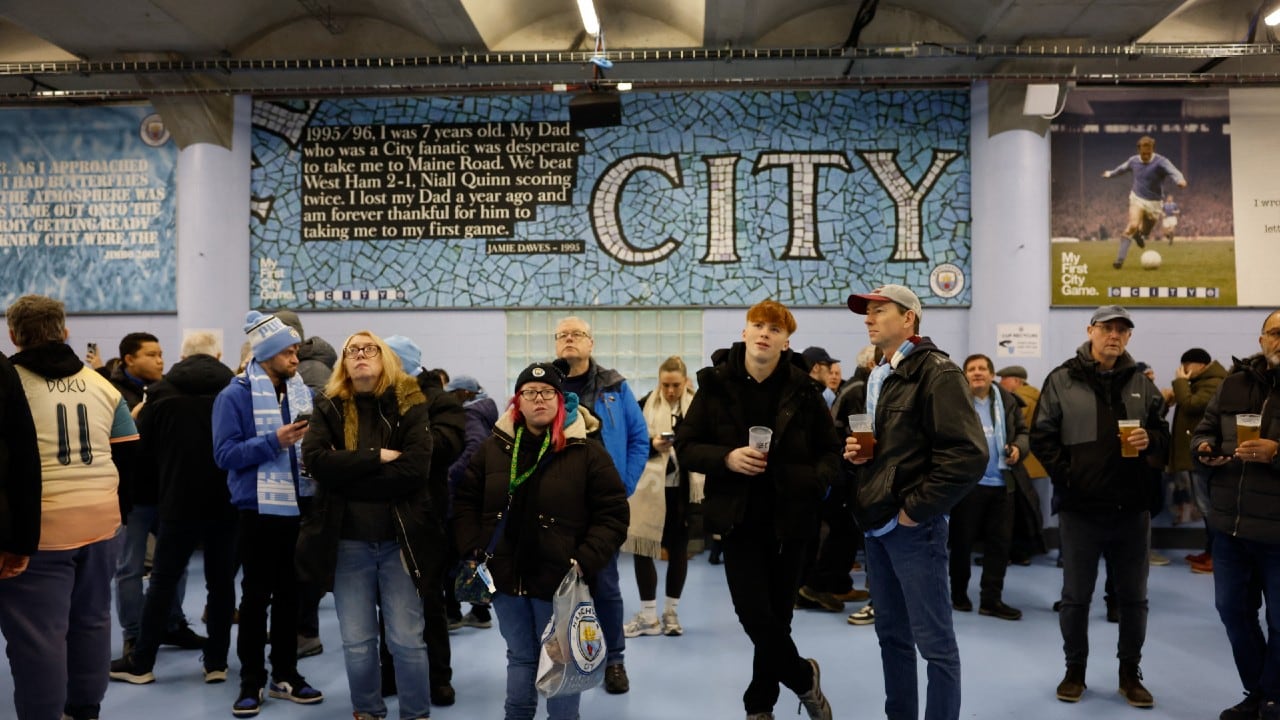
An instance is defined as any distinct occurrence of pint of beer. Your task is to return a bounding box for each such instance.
[848,414,875,461]
[1117,419,1141,458]
[1237,414,1263,444]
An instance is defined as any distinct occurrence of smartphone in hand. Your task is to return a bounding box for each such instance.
[660,431,676,441]
[294,412,311,424]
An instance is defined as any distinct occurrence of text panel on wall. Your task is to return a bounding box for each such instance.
[249,91,971,309]
[0,107,178,313]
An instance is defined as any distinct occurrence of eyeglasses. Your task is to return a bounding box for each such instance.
[520,388,559,401]
[554,330,591,341]
[343,344,380,359]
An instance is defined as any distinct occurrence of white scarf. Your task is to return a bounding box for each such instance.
[621,388,704,559]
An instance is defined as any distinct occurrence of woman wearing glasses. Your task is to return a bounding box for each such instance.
[453,362,629,720]
[299,332,441,720]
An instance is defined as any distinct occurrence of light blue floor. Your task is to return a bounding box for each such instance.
[0,547,1243,719]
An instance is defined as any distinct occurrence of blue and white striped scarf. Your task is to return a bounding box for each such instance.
[247,359,313,516]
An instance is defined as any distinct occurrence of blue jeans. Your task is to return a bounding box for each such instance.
[0,534,121,720]
[114,504,188,641]
[1058,510,1148,667]
[1212,529,1280,701]
[586,551,624,666]
[492,592,580,720]
[865,515,962,720]
[333,540,431,720]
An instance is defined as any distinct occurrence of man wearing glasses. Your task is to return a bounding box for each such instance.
[1191,310,1280,720]
[552,316,649,694]
[1030,305,1169,709]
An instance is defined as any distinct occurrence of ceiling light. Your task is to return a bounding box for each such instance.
[577,0,600,35]
[615,82,632,92]
[1266,7,1280,25]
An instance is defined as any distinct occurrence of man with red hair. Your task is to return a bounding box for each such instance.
[676,299,840,720]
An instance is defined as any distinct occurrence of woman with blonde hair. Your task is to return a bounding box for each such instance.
[299,331,441,720]
[622,355,703,638]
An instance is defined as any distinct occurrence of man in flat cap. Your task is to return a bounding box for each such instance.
[1030,304,1169,708]
[997,365,1050,565]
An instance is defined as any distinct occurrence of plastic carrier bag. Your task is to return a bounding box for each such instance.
[536,565,606,698]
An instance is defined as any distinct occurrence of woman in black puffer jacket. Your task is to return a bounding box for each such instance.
[453,361,628,720]
[299,331,440,720]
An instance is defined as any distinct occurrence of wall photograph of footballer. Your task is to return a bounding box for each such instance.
[1049,88,1236,307]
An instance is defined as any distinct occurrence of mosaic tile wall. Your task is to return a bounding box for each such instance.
[250,90,970,310]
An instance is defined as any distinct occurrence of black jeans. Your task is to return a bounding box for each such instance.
[722,525,814,714]
[133,503,239,671]
[1058,510,1149,667]
[948,485,1013,606]
[803,483,859,594]
[236,511,302,689]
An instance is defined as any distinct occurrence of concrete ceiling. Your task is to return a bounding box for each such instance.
[0,0,1278,102]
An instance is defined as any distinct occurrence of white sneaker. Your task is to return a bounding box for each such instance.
[661,610,683,636]
[623,612,661,638]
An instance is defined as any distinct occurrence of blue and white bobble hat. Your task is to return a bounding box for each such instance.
[243,310,301,362]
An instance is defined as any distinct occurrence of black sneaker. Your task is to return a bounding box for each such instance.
[108,655,155,684]
[161,623,207,650]
[1220,693,1260,720]
[604,664,629,694]
[431,683,456,706]
[979,601,1023,621]
[268,677,323,704]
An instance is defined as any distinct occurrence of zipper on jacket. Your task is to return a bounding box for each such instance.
[392,506,423,595]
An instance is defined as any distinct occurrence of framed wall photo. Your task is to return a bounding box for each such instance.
[0,106,177,313]
[1049,88,1239,307]
[249,91,972,310]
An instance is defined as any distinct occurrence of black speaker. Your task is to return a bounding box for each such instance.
[569,91,622,130]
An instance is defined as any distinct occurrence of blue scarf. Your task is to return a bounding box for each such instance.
[865,337,918,431]
[247,360,313,516]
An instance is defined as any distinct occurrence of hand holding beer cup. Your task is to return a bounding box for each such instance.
[1235,414,1277,463]
[845,414,875,464]
[1117,419,1146,457]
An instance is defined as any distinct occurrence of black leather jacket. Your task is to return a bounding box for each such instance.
[846,339,988,530]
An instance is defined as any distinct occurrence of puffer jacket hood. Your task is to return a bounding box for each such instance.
[11,342,87,380]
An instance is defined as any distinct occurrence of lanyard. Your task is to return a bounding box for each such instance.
[508,425,551,494]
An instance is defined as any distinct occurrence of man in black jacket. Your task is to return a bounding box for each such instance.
[0,350,40,580]
[1031,305,1169,708]
[1192,309,1280,720]
[109,331,238,685]
[843,284,987,720]
[676,299,839,720]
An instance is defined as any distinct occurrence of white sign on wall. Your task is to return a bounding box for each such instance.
[996,323,1041,358]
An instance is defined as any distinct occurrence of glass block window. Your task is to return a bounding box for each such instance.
[505,309,704,399]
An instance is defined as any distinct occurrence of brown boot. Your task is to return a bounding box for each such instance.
[1119,662,1154,707]
[1056,664,1086,702]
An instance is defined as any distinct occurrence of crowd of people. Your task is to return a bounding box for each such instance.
[1,291,1278,720]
